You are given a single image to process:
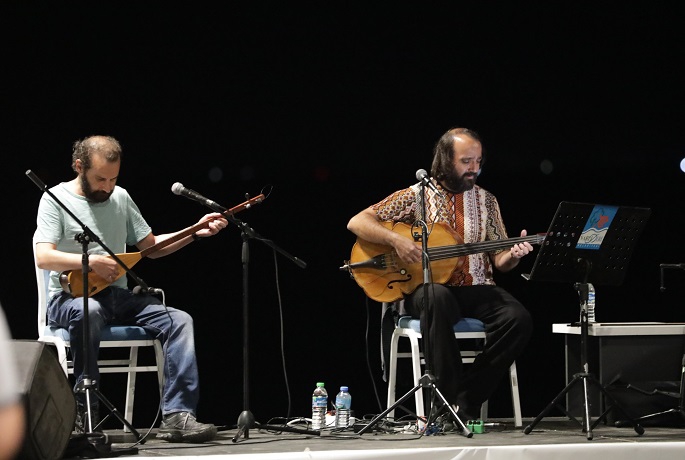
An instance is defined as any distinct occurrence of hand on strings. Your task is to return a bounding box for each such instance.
[89,254,120,283]
[195,213,229,238]
[393,235,422,265]
[509,229,534,260]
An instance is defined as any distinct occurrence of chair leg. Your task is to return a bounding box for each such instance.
[387,330,426,427]
[386,331,402,419]
[123,346,140,432]
[476,362,522,427]
[509,361,522,427]
[480,400,489,422]
[408,333,425,424]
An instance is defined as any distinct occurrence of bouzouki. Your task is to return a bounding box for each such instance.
[60,193,265,297]
[341,221,545,302]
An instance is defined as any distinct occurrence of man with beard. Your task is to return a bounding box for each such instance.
[33,135,227,443]
[347,127,534,424]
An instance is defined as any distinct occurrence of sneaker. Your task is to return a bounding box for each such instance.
[157,412,217,443]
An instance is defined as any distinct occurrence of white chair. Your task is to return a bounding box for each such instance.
[386,315,523,428]
[34,241,164,431]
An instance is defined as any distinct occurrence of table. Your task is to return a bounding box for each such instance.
[552,322,685,418]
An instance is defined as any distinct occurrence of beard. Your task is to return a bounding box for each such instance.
[80,174,112,203]
[440,170,478,194]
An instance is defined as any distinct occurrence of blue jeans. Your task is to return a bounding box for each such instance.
[47,287,200,416]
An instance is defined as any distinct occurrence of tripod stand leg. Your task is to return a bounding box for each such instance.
[359,380,425,435]
[359,374,472,438]
[581,376,593,440]
[92,388,144,442]
[525,373,644,438]
[524,375,580,434]
[83,386,96,433]
[70,384,142,458]
[76,379,143,442]
[591,376,644,435]
[429,384,472,438]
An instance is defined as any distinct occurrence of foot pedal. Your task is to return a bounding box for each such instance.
[467,420,484,434]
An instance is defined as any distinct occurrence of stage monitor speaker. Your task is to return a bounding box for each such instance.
[12,340,75,460]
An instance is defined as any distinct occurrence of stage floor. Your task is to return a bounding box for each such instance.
[64,417,685,460]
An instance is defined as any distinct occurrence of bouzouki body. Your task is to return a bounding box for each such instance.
[346,221,545,303]
[349,221,459,303]
[60,252,143,298]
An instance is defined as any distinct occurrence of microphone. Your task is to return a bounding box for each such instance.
[132,285,163,295]
[171,182,226,212]
[415,169,444,198]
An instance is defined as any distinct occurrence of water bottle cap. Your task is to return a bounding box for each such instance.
[316,382,325,387]
[340,386,348,391]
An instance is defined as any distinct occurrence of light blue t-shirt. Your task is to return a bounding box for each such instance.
[34,182,152,299]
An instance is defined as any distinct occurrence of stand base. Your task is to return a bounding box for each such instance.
[76,383,144,443]
[359,373,472,438]
[230,410,320,443]
[524,372,644,440]
[615,408,685,428]
[65,432,139,458]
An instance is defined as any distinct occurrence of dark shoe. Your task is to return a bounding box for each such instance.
[74,402,100,433]
[433,404,474,433]
[157,412,217,443]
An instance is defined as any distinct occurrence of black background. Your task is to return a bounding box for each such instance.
[2,3,685,428]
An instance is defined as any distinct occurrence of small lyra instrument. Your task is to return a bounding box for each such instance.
[341,221,545,302]
[59,193,265,297]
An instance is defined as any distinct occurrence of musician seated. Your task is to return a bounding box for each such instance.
[33,135,226,443]
[347,127,534,422]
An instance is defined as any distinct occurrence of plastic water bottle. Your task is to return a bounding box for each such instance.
[587,283,596,323]
[334,386,352,429]
[312,382,328,431]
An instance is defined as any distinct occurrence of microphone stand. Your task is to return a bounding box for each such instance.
[359,178,471,437]
[178,191,311,441]
[26,170,147,456]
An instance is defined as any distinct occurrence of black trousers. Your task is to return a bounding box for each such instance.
[405,284,533,419]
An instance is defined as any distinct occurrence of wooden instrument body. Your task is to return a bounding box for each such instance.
[59,252,143,297]
[349,221,461,303]
[347,221,544,303]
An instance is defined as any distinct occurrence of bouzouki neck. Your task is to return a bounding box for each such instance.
[428,234,546,261]
[140,220,210,258]
[140,193,265,258]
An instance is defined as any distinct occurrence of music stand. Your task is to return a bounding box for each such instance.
[523,201,650,440]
